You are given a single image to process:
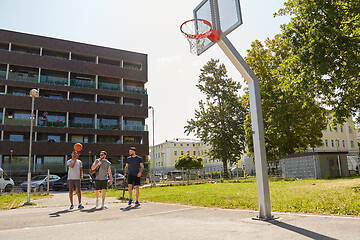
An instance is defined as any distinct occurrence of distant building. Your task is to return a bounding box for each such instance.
[0,29,149,178]
[150,138,226,174]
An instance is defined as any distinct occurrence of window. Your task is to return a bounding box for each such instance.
[187,144,189,146]
[48,135,60,142]
[71,135,89,143]
[331,140,335,148]
[349,126,353,133]
[336,140,340,148]
[329,125,332,132]
[325,140,329,147]
[187,151,190,155]
[10,134,24,141]
[180,144,183,146]
[351,141,355,148]
[181,151,183,155]
[340,126,343,132]
[193,151,196,155]
[44,156,64,164]
[342,140,346,148]
[174,151,177,156]
[174,144,176,146]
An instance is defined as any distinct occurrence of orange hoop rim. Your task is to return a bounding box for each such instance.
[180,19,213,40]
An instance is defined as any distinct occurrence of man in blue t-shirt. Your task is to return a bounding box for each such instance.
[124,146,144,206]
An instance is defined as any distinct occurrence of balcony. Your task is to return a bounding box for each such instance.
[123,124,148,131]
[0,70,6,79]
[4,118,31,126]
[7,72,38,83]
[123,85,147,94]
[69,121,95,129]
[37,120,66,128]
[40,76,68,86]
[70,79,96,89]
[98,82,120,91]
[98,122,122,130]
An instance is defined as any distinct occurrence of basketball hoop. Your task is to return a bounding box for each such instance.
[180,19,219,55]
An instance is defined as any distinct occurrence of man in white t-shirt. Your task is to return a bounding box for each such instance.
[67,151,84,209]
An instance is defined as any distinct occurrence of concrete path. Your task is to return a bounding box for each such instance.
[1,192,360,240]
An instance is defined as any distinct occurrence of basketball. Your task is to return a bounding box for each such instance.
[74,143,83,152]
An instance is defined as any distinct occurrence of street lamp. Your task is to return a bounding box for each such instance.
[337,138,341,177]
[27,89,38,204]
[10,149,13,163]
[148,106,155,184]
[88,151,91,170]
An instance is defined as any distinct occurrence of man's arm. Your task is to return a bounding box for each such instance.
[80,167,83,180]
[137,163,144,177]
[108,166,113,185]
[124,163,129,179]
[91,159,101,171]
[68,159,76,168]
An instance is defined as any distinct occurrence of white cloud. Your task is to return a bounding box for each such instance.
[157,55,182,65]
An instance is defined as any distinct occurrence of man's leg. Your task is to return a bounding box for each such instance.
[69,188,74,205]
[128,184,133,200]
[135,185,140,202]
[76,187,81,204]
[101,189,106,203]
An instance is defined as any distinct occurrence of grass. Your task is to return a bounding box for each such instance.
[0,193,52,209]
[83,177,360,216]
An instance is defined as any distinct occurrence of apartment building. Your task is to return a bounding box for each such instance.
[150,138,225,174]
[0,29,149,177]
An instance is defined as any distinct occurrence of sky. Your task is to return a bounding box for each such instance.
[0,0,291,146]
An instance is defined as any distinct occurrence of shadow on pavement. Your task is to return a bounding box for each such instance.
[81,207,103,213]
[49,209,72,218]
[120,205,140,212]
[269,220,337,240]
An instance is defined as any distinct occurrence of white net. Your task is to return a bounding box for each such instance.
[181,19,212,55]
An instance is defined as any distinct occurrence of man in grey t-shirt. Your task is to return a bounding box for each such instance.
[91,150,112,209]
[67,151,84,209]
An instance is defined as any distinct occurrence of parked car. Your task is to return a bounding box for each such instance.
[0,168,14,192]
[53,174,94,191]
[20,174,60,192]
[110,173,125,187]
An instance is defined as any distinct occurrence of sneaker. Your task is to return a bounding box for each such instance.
[128,199,133,206]
[78,203,84,209]
[101,203,107,209]
[135,201,140,206]
[70,204,74,210]
[96,199,99,208]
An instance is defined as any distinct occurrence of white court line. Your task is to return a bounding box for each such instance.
[0,207,193,233]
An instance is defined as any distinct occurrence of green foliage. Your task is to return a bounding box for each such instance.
[275,0,360,124]
[244,35,327,162]
[185,59,247,176]
[174,155,204,170]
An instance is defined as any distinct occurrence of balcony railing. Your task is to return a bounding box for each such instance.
[4,118,31,126]
[70,79,96,89]
[1,163,66,174]
[123,124,148,131]
[40,76,68,86]
[7,72,38,83]
[37,120,66,128]
[68,121,95,129]
[123,85,147,94]
[98,82,120,91]
[98,122,122,130]
[0,71,6,79]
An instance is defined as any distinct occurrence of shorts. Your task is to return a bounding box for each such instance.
[95,180,108,190]
[68,179,81,189]
[128,175,140,186]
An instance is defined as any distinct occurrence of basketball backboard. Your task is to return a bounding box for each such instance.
[193,0,242,55]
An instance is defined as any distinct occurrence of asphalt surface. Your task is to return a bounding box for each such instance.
[0,192,360,240]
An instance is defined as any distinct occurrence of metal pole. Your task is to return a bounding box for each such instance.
[47,169,50,195]
[148,106,155,185]
[217,36,272,220]
[1,170,3,194]
[27,96,35,203]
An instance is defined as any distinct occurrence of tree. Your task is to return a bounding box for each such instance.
[174,155,204,171]
[243,35,327,163]
[275,0,360,124]
[185,59,247,178]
